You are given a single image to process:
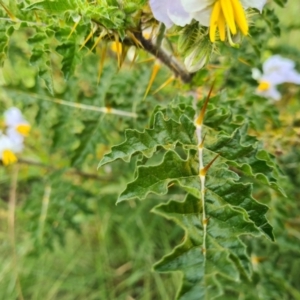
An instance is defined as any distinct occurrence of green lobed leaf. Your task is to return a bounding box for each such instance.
[56,40,81,79]
[0,24,14,64]
[153,194,261,299]
[24,0,78,13]
[100,95,280,299]
[99,111,196,167]
[117,149,273,239]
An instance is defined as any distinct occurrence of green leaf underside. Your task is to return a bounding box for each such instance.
[153,194,261,299]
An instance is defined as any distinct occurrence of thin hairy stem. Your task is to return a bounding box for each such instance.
[8,165,24,300]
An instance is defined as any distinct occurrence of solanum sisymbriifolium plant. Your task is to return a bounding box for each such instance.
[0,0,300,299]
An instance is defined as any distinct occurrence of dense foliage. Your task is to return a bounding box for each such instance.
[0,0,300,299]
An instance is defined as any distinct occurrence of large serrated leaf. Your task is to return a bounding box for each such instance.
[153,194,261,300]
[0,24,14,64]
[205,124,285,195]
[99,112,196,167]
[100,95,280,298]
[118,149,273,240]
[56,41,81,79]
[117,150,199,203]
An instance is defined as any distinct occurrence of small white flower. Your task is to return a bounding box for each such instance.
[0,134,22,166]
[253,55,300,101]
[4,107,30,144]
[261,55,300,85]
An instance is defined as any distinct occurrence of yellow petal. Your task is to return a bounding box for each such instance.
[220,0,237,35]
[16,124,31,136]
[217,11,226,41]
[210,1,221,42]
[230,0,248,35]
[2,150,17,165]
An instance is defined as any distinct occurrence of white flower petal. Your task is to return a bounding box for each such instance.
[6,127,25,145]
[181,0,214,13]
[168,0,193,27]
[263,55,295,75]
[266,87,281,101]
[4,107,25,127]
[0,134,22,155]
[149,0,174,28]
[259,55,300,86]
[191,5,212,26]
[240,0,267,12]
[285,70,300,84]
[260,73,286,86]
[256,85,281,101]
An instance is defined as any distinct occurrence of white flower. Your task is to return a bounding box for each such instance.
[0,134,22,166]
[261,55,300,85]
[4,107,31,144]
[253,55,300,101]
[149,0,267,42]
[149,0,192,29]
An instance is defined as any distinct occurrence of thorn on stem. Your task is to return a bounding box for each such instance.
[68,18,81,39]
[79,25,96,50]
[89,30,107,52]
[195,81,215,126]
[200,153,220,176]
[153,76,174,95]
[198,133,207,149]
[203,217,210,226]
[97,44,107,84]
[144,61,160,99]
[0,1,17,21]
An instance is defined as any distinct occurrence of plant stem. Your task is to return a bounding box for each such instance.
[8,165,24,300]
[196,125,207,257]
[133,31,193,83]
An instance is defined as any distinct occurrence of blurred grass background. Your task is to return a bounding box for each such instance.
[0,165,182,300]
[0,0,299,299]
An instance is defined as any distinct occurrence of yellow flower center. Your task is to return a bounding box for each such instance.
[16,124,31,136]
[2,149,17,165]
[209,0,249,43]
[257,81,271,91]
